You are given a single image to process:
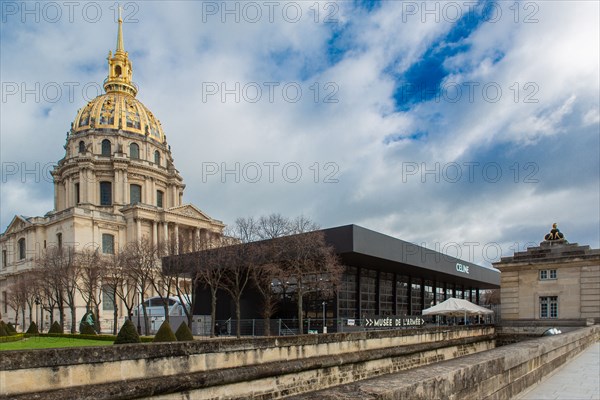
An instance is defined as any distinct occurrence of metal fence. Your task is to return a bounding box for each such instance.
[130,308,497,337]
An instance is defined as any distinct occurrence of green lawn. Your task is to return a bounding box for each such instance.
[0,336,113,351]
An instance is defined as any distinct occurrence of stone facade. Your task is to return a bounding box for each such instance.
[0,326,494,399]
[494,225,600,323]
[0,17,223,331]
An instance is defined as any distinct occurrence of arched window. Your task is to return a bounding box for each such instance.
[130,143,140,159]
[18,238,26,260]
[154,150,161,166]
[78,141,85,154]
[130,184,142,204]
[101,139,111,157]
[100,182,112,206]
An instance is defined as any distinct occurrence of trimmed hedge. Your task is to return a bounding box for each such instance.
[114,320,141,344]
[26,322,39,335]
[42,332,153,342]
[80,323,97,335]
[48,321,63,334]
[0,333,25,343]
[153,321,176,343]
[175,322,194,341]
[6,322,18,334]
[0,322,8,337]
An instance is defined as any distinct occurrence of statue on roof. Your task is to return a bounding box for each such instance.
[544,223,565,241]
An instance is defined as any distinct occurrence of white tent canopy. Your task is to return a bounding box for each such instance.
[421,297,494,317]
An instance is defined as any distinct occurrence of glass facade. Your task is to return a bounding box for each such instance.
[380,272,394,316]
[338,266,357,319]
[410,277,422,315]
[396,275,409,315]
[334,266,484,320]
[424,280,434,309]
[360,268,377,317]
[436,285,445,304]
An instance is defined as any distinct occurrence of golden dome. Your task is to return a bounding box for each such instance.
[73,93,166,143]
[71,8,166,143]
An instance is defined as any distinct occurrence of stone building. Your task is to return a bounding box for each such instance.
[494,224,600,324]
[0,17,224,331]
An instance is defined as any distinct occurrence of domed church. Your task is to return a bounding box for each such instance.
[0,16,224,331]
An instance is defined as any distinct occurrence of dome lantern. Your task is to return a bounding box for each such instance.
[103,7,138,97]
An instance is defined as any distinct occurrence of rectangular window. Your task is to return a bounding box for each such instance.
[1,250,6,269]
[18,238,26,260]
[102,234,114,254]
[57,233,62,249]
[360,268,377,317]
[396,275,409,315]
[540,296,558,319]
[75,183,80,204]
[130,184,142,204]
[100,182,112,206]
[156,190,164,208]
[379,272,394,316]
[102,284,115,311]
[540,269,557,280]
[410,278,422,315]
[338,266,357,319]
[2,291,7,314]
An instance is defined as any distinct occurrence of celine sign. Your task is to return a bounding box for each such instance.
[456,262,470,274]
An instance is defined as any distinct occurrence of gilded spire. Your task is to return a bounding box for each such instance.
[116,6,124,53]
[103,7,137,97]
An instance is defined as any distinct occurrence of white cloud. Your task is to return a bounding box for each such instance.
[1,1,598,263]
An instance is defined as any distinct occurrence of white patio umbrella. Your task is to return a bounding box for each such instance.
[421,297,493,323]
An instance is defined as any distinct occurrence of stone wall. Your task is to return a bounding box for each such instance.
[0,326,493,399]
[288,325,600,400]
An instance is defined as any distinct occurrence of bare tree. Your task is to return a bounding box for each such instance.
[37,248,65,330]
[164,234,203,329]
[105,250,139,333]
[123,238,157,335]
[249,253,281,336]
[278,229,343,333]
[257,214,292,240]
[6,277,27,331]
[38,246,79,333]
[481,289,500,305]
[221,219,262,337]
[78,248,105,332]
[148,240,176,324]
[102,252,124,334]
[194,235,229,337]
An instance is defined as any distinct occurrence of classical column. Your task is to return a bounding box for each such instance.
[123,171,129,204]
[114,169,122,204]
[78,169,86,203]
[174,224,179,255]
[136,219,142,242]
[65,177,71,208]
[152,221,158,247]
[163,222,169,245]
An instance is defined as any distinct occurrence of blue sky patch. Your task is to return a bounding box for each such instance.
[392,2,491,110]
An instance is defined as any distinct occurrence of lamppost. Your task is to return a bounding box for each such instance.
[34,297,40,329]
[322,301,326,334]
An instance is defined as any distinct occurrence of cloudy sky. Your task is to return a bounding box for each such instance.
[1,1,598,266]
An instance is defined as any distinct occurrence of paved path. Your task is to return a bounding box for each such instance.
[516,342,600,400]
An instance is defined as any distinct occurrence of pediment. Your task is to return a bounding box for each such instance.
[167,204,214,222]
[2,215,31,236]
